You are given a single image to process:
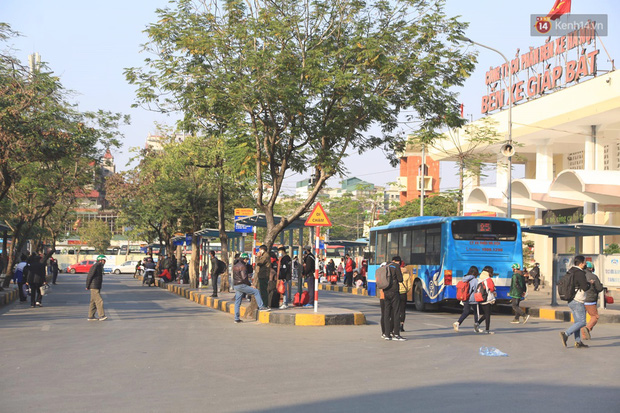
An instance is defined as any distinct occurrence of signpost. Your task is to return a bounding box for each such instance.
[304,202,332,312]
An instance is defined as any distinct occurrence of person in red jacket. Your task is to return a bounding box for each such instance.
[344,254,355,287]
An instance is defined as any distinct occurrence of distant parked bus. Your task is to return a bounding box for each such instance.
[367,216,522,310]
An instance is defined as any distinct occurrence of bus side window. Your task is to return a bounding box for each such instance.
[388,232,399,259]
[377,232,387,264]
[399,231,412,265]
[425,228,441,265]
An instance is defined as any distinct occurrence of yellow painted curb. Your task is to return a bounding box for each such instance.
[295,313,326,326]
[258,311,270,323]
[539,308,556,320]
[354,313,366,325]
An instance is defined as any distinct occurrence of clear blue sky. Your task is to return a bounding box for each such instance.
[2,0,618,193]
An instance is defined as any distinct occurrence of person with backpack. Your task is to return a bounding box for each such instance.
[509,263,530,324]
[559,255,593,348]
[581,262,604,340]
[209,250,226,298]
[475,266,496,334]
[453,266,479,332]
[380,256,406,341]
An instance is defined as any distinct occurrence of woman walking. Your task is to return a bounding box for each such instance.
[476,266,496,334]
[453,266,479,332]
[581,262,604,339]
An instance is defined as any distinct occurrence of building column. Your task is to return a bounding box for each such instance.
[535,139,554,181]
[463,164,481,209]
[496,155,509,215]
[583,126,598,253]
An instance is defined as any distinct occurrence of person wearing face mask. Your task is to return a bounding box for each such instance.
[276,246,292,309]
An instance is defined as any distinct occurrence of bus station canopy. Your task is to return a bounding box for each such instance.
[234,214,308,230]
[325,239,369,248]
[0,222,10,232]
[521,224,620,238]
[193,228,243,239]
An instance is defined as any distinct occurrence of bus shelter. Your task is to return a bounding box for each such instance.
[0,222,9,256]
[521,224,620,306]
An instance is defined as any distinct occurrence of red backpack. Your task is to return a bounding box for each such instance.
[293,291,310,306]
[456,280,471,301]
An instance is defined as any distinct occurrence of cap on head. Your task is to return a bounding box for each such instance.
[586,261,594,269]
[512,263,520,270]
[97,254,107,261]
[240,253,249,259]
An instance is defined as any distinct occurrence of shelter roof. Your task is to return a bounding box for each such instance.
[522,224,620,238]
[235,214,308,230]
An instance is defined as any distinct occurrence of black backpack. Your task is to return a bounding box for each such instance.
[557,270,575,301]
[216,259,227,275]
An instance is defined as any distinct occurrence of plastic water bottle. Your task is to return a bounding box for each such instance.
[479,346,508,357]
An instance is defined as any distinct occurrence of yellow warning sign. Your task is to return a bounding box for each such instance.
[304,202,332,227]
[234,208,254,217]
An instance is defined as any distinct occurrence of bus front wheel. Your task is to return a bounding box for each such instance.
[414,281,425,312]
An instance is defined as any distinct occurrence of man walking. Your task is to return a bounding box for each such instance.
[382,256,406,341]
[50,258,59,285]
[509,263,529,324]
[86,255,107,321]
[232,253,270,323]
[559,255,593,348]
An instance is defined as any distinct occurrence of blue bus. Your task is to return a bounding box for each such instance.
[368,216,522,310]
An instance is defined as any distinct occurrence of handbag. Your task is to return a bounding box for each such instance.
[474,292,484,302]
[40,284,49,296]
[276,279,286,295]
[605,294,614,304]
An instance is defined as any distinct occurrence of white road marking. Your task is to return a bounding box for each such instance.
[41,324,51,331]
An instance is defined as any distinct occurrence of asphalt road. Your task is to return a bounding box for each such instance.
[1,273,619,413]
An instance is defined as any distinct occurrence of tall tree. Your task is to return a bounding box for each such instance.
[126,0,476,249]
[78,220,112,254]
[378,195,457,226]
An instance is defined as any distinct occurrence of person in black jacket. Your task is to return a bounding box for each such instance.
[302,247,315,308]
[276,246,292,309]
[382,256,406,341]
[559,255,593,348]
[86,255,107,321]
[25,253,47,308]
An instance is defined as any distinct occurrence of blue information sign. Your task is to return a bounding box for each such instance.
[234,216,253,233]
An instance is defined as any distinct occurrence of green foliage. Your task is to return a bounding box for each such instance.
[523,240,535,263]
[78,220,112,254]
[603,243,620,255]
[377,195,457,226]
[126,0,476,246]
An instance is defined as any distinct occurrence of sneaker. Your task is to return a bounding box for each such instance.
[393,335,407,341]
[484,330,495,335]
[234,319,243,324]
[87,318,97,321]
[582,327,591,340]
[35,302,42,307]
[98,316,108,321]
[474,323,480,333]
[510,319,520,324]
[302,304,313,308]
[259,307,271,312]
[575,341,589,348]
[559,331,568,348]
[453,321,459,332]
[522,315,530,324]
[383,334,392,341]
[279,304,288,310]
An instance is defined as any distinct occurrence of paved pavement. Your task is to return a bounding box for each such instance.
[1,273,619,413]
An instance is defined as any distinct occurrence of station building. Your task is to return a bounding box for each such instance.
[404,27,620,284]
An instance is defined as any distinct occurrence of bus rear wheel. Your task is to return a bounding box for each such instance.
[414,281,425,312]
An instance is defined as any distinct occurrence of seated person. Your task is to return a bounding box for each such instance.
[159,268,172,283]
[353,270,366,288]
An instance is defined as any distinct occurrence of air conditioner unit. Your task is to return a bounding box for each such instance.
[416,176,433,191]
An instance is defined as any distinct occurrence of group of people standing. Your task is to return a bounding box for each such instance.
[378,256,413,341]
[12,253,48,308]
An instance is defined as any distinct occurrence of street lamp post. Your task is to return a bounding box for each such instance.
[457,36,513,218]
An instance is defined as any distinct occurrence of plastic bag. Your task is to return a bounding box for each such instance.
[479,346,508,357]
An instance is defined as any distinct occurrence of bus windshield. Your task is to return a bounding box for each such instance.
[451,220,517,241]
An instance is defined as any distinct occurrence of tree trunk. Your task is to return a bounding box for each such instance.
[217,183,230,293]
